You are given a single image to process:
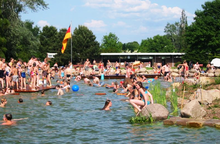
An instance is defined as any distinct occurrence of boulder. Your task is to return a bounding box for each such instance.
[171,72,179,77]
[180,100,206,118]
[172,82,181,89]
[172,69,179,73]
[189,69,197,73]
[200,77,215,85]
[196,89,220,104]
[200,73,207,77]
[215,72,220,77]
[140,104,169,121]
[147,70,154,74]
[207,73,215,77]
[184,78,195,85]
[188,73,194,77]
[121,70,126,75]
[139,68,147,73]
[208,69,215,73]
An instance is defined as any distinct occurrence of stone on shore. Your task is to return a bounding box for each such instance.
[196,89,220,104]
[181,99,206,118]
[140,104,169,121]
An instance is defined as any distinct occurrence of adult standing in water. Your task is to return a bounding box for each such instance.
[65,65,72,80]
[129,81,154,113]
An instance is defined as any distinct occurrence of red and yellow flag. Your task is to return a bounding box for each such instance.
[61,26,71,53]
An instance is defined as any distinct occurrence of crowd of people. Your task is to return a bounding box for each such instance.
[2,56,217,125]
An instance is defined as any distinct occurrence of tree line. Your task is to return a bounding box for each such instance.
[1,0,220,66]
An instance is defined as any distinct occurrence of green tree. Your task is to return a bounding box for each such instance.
[139,35,175,52]
[39,26,59,60]
[72,25,100,63]
[100,32,122,52]
[123,41,139,53]
[184,0,220,64]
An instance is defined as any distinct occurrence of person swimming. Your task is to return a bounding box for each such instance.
[18,98,23,103]
[41,90,45,96]
[1,113,15,125]
[46,101,52,106]
[0,98,7,107]
[101,100,112,110]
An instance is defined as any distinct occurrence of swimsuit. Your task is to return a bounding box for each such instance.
[0,70,4,78]
[21,72,26,78]
[12,75,18,82]
[140,91,151,105]
[66,74,71,78]
[61,71,64,77]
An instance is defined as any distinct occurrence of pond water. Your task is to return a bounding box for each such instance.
[0,78,220,143]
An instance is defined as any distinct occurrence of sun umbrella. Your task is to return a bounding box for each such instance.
[211,58,220,67]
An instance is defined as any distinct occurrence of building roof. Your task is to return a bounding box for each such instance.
[101,53,185,56]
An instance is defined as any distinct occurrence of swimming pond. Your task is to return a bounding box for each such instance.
[0,78,220,143]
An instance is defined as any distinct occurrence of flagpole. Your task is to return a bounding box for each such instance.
[71,21,72,64]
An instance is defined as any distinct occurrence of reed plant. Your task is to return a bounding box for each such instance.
[149,81,167,107]
[170,87,178,115]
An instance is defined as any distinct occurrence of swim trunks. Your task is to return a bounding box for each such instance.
[66,74,71,78]
[12,75,18,82]
[0,70,4,78]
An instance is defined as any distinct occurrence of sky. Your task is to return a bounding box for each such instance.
[21,0,210,44]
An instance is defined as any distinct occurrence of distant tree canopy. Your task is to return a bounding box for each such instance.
[184,0,220,64]
[139,35,175,52]
[100,33,122,52]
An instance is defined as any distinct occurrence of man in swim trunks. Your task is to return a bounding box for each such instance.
[93,75,100,85]
[162,63,170,78]
[0,58,5,88]
[65,65,72,80]
[12,65,19,89]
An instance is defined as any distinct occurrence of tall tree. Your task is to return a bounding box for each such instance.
[139,35,175,52]
[179,9,188,52]
[39,26,59,60]
[184,0,220,64]
[123,41,139,53]
[100,33,122,52]
[72,25,100,63]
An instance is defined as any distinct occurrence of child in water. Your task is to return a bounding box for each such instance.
[46,101,52,106]
[56,85,64,95]
[0,98,7,107]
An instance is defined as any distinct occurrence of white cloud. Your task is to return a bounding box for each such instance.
[84,20,107,32]
[70,6,75,11]
[37,20,50,28]
[132,26,148,34]
[84,0,194,21]
[112,21,130,28]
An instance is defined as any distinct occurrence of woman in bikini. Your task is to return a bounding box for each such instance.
[129,81,154,113]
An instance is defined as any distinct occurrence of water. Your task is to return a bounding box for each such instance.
[0,78,220,144]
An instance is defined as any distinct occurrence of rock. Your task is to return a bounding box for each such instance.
[139,68,147,73]
[184,78,195,85]
[180,99,206,118]
[171,72,179,77]
[121,70,126,75]
[189,69,197,73]
[147,70,154,74]
[172,82,181,88]
[215,72,220,77]
[195,89,220,104]
[187,121,204,128]
[208,69,215,73]
[215,123,220,129]
[140,104,169,121]
[208,73,215,77]
[177,97,189,106]
[188,73,194,77]
[172,69,179,73]
[200,73,207,77]
[200,77,215,85]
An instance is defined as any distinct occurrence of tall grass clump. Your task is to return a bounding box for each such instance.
[149,81,167,107]
[170,87,178,115]
[215,76,220,84]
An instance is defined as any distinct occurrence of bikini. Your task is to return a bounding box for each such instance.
[140,91,151,105]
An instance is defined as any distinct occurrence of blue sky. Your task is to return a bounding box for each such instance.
[21,0,209,44]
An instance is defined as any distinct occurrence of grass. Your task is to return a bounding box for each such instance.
[149,81,167,107]
[170,87,178,114]
[129,114,154,124]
